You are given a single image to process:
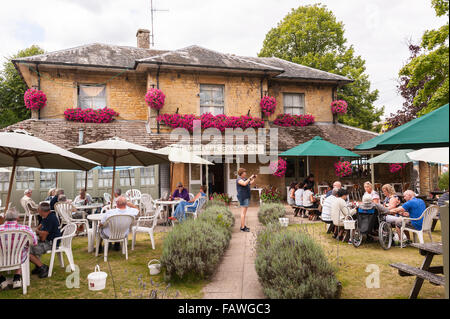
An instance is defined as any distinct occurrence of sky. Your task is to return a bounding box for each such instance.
[0,0,446,119]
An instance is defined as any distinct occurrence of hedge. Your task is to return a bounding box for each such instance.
[161,203,234,281]
[257,203,286,225]
[255,223,340,299]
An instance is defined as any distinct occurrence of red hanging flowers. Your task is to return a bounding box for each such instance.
[389,163,406,173]
[260,96,277,117]
[24,88,47,110]
[145,88,165,110]
[270,158,287,178]
[273,113,315,127]
[334,161,352,177]
[331,100,348,115]
[64,107,119,123]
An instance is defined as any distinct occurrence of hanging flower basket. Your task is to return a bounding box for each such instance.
[64,107,119,123]
[260,96,277,117]
[270,158,287,178]
[331,100,348,115]
[334,161,352,178]
[389,163,406,173]
[24,88,47,110]
[145,88,165,110]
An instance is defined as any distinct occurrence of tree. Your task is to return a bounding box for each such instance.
[0,45,45,128]
[399,0,449,116]
[259,4,383,131]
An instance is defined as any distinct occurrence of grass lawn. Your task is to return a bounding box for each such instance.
[287,220,445,299]
[0,230,207,299]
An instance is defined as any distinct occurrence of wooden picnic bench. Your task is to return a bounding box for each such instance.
[390,242,444,299]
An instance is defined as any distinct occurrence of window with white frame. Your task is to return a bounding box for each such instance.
[98,170,113,188]
[76,171,93,189]
[283,93,305,115]
[120,169,135,186]
[140,167,155,186]
[15,169,34,190]
[78,84,107,110]
[0,172,9,192]
[200,84,224,115]
[40,172,56,190]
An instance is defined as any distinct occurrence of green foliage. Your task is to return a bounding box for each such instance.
[203,199,226,209]
[161,205,233,281]
[399,0,449,115]
[0,45,45,128]
[439,171,449,190]
[260,187,282,204]
[259,4,382,131]
[257,203,286,225]
[255,224,340,299]
[211,193,232,204]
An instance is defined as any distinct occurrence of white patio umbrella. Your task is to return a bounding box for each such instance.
[407,147,449,165]
[0,131,99,209]
[70,137,169,202]
[157,145,214,197]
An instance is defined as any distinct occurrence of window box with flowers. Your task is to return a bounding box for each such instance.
[64,107,119,123]
[273,113,315,127]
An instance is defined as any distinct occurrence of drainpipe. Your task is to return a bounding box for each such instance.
[332,86,337,124]
[36,63,41,120]
[156,63,161,134]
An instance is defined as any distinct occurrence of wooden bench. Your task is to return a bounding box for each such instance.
[390,263,445,286]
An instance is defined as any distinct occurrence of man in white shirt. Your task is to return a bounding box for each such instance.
[322,188,338,223]
[331,188,354,239]
[99,196,138,251]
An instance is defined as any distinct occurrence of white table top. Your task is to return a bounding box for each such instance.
[87,213,105,221]
[154,199,183,205]
[251,188,263,191]
[75,203,104,210]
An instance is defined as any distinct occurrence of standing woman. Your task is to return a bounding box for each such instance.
[236,168,256,232]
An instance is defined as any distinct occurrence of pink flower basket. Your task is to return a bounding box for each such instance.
[331,100,348,115]
[389,163,406,173]
[260,96,277,117]
[24,88,47,110]
[64,107,119,123]
[145,88,165,110]
[270,158,287,178]
[334,161,352,178]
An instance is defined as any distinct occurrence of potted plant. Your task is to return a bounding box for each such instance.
[24,88,47,119]
[331,100,348,123]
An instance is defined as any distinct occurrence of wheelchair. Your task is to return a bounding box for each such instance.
[350,207,393,250]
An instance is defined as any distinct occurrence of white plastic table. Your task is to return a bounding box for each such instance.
[75,203,104,219]
[154,199,182,225]
[251,188,263,205]
[87,213,105,253]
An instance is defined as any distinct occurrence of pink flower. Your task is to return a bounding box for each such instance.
[24,89,47,110]
[331,100,348,115]
[260,96,277,117]
[64,107,119,123]
[145,88,165,110]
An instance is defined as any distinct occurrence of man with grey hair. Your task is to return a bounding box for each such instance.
[20,188,39,220]
[322,188,339,223]
[389,190,426,247]
[326,181,342,198]
[98,196,138,252]
[0,208,37,290]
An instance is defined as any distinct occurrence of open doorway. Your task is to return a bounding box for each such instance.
[203,162,225,195]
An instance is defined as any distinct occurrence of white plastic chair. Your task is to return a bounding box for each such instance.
[0,230,33,294]
[131,206,162,250]
[47,223,77,277]
[185,196,207,220]
[95,214,135,262]
[55,202,92,251]
[20,200,37,228]
[140,193,156,216]
[126,189,142,206]
[189,193,195,201]
[103,193,112,205]
[400,205,439,247]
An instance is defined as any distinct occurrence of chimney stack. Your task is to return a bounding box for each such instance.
[136,29,150,49]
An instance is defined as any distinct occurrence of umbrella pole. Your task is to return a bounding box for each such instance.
[206,164,209,199]
[85,170,88,190]
[128,168,133,192]
[111,156,116,207]
[5,158,17,211]
[55,172,58,189]
[170,162,174,196]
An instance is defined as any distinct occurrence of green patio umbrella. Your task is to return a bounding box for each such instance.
[356,103,449,150]
[367,149,414,164]
[280,136,361,157]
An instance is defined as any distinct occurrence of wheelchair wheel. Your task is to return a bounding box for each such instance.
[351,221,363,247]
[378,221,392,250]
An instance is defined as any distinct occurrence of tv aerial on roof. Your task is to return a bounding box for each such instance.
[150,0,169,47]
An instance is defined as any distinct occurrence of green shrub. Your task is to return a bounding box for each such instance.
[161,205,234,281]
[204,199,226,209]
[255,225,340,299]
[258,203,286,225]
[439,171,449,191]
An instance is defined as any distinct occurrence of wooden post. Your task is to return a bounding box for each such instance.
[84,170,88,190]
[55,172,58,189]
[4,158,17,211]
[370,154,375,185]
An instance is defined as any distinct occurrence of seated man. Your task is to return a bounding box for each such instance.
[112,189,137,209]
[388,190,426,247]
[20,189,39,223]
[98,196,139,251]
[0,208,38,290]
[170,182,190,202]
[73,188,92,206]
[29,202,62,278]
[170,185,207,222]
[326,181,342,198]
[321,188,339,224]
[330,188,354,239]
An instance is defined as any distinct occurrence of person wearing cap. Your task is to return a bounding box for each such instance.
[0,208,38,290]
[170,182,190,202]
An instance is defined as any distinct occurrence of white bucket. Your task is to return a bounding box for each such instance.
[344,219,356,230]
[279,217,289,227]
[87,265,107,291]
[148,259,161,275]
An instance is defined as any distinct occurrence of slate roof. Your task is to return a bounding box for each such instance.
[2,119,377,152]
[13,43,352,83]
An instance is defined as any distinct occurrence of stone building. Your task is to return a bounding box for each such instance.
[1,29,400,208]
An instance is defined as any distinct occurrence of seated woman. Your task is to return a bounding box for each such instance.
[294,182,305,217]
[287,182,297,206]
[45,188,56,202]
[381,184,400,209]
[302,185,319,220]
[363,181,381,204]
[169,185,207,222]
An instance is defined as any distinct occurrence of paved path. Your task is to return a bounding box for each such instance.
[202,205,265,299]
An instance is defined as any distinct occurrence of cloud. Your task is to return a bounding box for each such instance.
[0,0,447,118]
